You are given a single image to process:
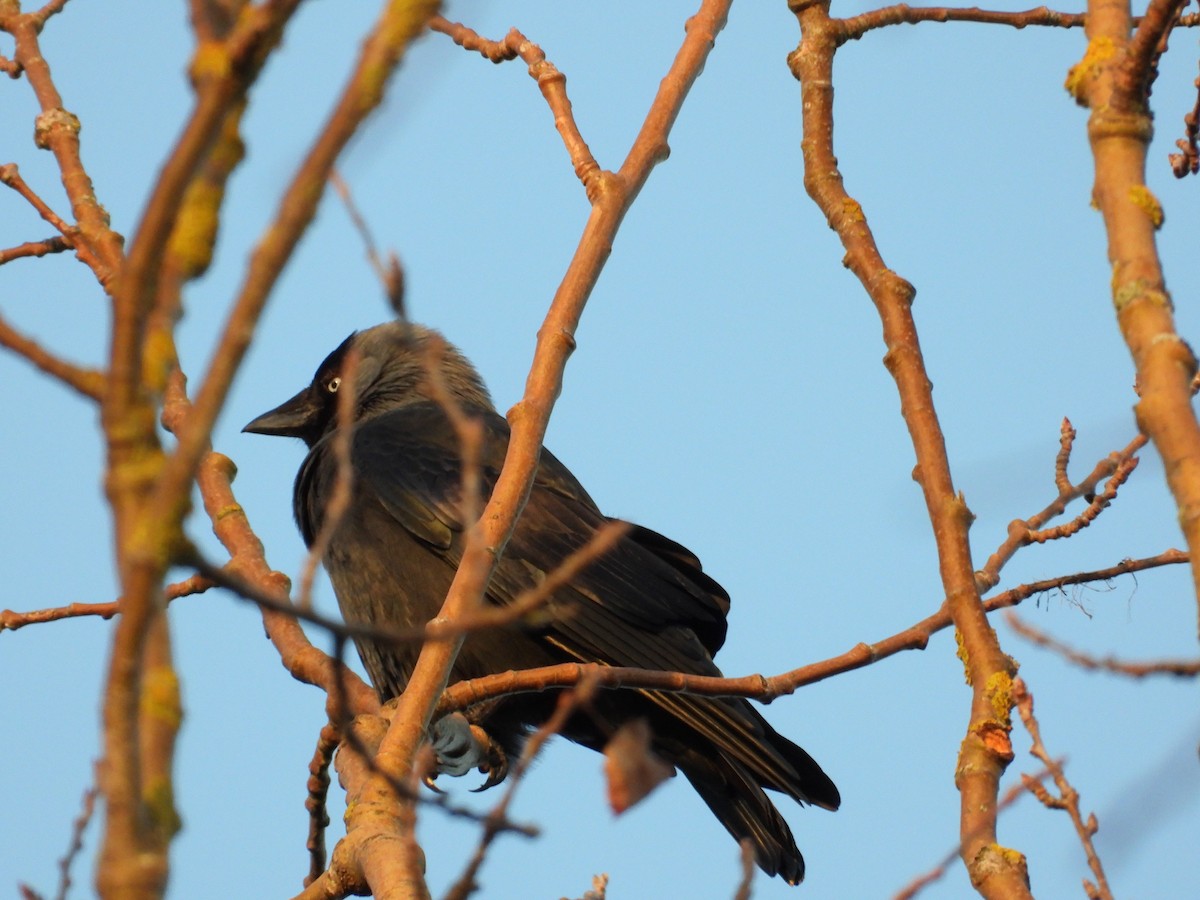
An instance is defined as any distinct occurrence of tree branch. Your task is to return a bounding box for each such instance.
[1013,678,1113,900]
[0,311,105,401]
[438,548,1188,712]
[1007,612,1200,677]
[789,4,1028,894]
[1069,0,1200,639]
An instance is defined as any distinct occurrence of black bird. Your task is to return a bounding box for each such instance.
[244,321,838,883]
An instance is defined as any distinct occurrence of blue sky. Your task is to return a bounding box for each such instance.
[2,3,1198,898]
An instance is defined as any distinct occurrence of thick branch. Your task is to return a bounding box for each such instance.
[1070,0,1200,637]
[790,5,1029,893]
[96,7,305,897]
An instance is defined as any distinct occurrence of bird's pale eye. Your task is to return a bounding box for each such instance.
[327,376,341,394]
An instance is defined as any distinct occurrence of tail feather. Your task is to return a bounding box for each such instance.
[665,704,838,884]
[680,755,806,884]
[760,715,841,811]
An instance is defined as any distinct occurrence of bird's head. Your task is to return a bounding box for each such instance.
[243,321,493,447]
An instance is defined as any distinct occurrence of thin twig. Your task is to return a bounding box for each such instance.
[0,312,105,401]
[976,421,1146,592]
[1169,58,1200,177]
[31,0,74,28]
[0,161,73,231]
[305,723,339,887]
[328,170,403,309]
[430,17,601,194]
[0,235,70,264]
[1013,679,1114,900]
[0,575,213,632]
[54,782,98,900]
[1007,612,1200,677]
[200,518,631,649]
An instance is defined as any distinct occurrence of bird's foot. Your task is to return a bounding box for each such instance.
[427,712,509,792]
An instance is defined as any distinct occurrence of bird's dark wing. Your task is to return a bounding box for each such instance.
[334,402,733,649]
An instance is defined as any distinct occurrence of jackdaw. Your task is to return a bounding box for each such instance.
[244,321,839,883]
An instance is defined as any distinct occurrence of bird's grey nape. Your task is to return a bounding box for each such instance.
[351,321,495,419]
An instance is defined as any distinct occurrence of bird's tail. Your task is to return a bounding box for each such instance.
[680,758,807,884]
[672,710,839,885]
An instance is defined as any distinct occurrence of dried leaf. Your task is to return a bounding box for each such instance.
[603,719,673,814]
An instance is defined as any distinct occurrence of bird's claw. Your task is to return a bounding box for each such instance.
[428,713,508,791]
[422,771,445,794]
[469,734,508,792]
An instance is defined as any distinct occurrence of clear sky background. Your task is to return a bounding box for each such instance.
[2,3,1198,898]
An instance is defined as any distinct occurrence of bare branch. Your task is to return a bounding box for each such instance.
[1125,0,1191,93]
[329,170,404,309]
[0,311,105,401]
[1169,58,1200,177]
[305,723,339,887]
[54,782,98,900]
[1070,0,1200,639]
[790,2,1029,890]
[0,574,211,633]
[142,3,439,634]
[95,5,309,890]
[439,549,1188,713]
[430,17,600,192]
[0,235,70,265]
[1007,612,1200,677]
[977,423,1146,592]
[163,372,377,716]
[1013,679,1113,900]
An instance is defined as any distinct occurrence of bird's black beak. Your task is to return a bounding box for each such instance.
[243,388,318,439]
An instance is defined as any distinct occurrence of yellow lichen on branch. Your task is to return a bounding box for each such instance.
[1072,0,1200,634]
